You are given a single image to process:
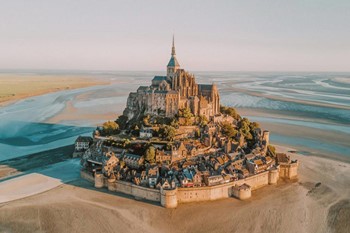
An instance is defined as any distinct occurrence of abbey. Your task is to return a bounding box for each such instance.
[123,37,220,121]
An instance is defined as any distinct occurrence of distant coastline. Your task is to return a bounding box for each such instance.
[0,73,109,107]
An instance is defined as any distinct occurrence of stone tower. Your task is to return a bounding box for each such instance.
[167,35,180,82]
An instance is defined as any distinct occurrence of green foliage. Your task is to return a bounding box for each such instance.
[238,118,253,140]
[102,121,119,135]
[152,116,172,125]
[170,118,179,128]
[220,105,241,120]
[145,145,156,163]
[116,115,128,130]
[142,114,151,126]
[221,122,238,139]
[198,115,208,127]
[178,108,194,126]
[178,108,193,118]
[195,129,201,138]
[163,125,176,141]
[250,122,260,130]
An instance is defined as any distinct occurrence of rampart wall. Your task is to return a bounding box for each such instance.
[81,168,288,208]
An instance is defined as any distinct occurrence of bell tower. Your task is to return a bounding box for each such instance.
[167,35,180,83]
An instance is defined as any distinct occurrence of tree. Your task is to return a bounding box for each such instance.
[239,118,253,140]
[250,122,260,130]
[195,129,201,138]
[170,118,179,128]
[142,114,151,126]
[221,122,238,139]
[102,121,119,135]
[116,115,128,129]
[198,115,208,127]
[145,145,156,163]
[178,108,194,126]
[163,125,176,141]
[220,105,241,120]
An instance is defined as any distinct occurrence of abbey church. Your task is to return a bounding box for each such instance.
[123,37,220,121]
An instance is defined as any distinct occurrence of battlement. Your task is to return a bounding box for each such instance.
[81,167,297,208]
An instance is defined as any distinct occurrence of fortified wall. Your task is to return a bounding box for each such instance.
[82,163,297,208]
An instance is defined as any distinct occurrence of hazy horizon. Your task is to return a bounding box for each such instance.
[1,0,350,72]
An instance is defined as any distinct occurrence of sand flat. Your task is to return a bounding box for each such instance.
[0,159,80,204]
[0,74,109,106]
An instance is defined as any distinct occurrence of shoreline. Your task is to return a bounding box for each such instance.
[0,144,75,180]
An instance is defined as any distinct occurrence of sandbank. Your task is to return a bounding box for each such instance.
[0,74,110,106]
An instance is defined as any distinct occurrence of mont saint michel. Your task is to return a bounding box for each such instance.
[79,39,298,208]
[1,1,350,232]
[124,37,220,121]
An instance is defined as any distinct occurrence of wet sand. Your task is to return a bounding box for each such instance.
[0,145,75,180]
[0,146,349,233]
[0,74,109,106]
[221,86,350,110]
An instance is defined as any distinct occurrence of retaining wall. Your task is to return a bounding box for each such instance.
[81,169,291,208]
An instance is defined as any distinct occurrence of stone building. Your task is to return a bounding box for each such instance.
[123,36,220,121]
[75,136,93,151]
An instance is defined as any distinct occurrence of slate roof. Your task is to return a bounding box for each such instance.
[198,84,213,91]
[75,136,93,143]
[137,86,149,92]
[152,76,167,81]
[167,56,180,67]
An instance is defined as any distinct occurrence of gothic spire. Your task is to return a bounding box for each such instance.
[171,35,176,56]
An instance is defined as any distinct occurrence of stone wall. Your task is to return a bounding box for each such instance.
[109,180,161,202]
[280,161,299,179]
[80,170,95,183]
[232,184,252,200]
[81,168,296,208]
[176,171,270,204]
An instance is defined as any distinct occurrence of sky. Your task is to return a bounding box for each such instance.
[0,0,349,72]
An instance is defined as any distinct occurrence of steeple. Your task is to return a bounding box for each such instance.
[167,35,180,81]
[167,35,180,68]
[171,35,176,56]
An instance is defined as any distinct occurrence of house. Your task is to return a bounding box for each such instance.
[140,171,148,186]
[254,159,267,173]
[180,176,194,188]
[156,178,175,190]
[204,175,224,186]
[193,171,203,187]
[155,149,172,163]
[149,175,158,188]
[205,123,217,135]
[147,165,159,188]
[171,142,188,161]
[123,153,144,169]
[237,168,249,178]
[139,126,153,139]
[246,160,258,174]
[231,159,244,170]
[75,136,93,151]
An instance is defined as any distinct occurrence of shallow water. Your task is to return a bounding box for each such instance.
[0,71,349,161]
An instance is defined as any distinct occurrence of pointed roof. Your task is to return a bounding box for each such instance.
[167,57,180,67]
[167,35,180,67]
